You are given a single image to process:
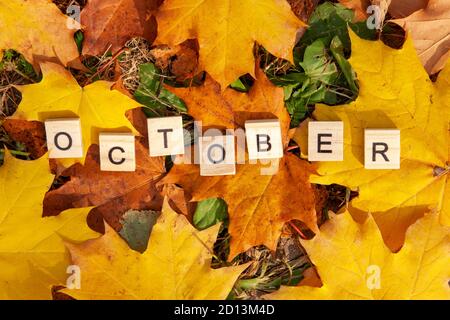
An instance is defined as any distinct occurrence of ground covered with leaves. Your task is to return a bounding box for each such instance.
[0,0,449,300]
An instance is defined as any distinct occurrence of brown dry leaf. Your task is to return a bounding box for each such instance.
[298,267,322,288]
[162,184,197,219]
[338,0,371,21]
[162,153,318,260]
[392,0,450,74]
[151,41,199,81]
[43,138,165,231]
[81,0,158,56]
[1,119,47,159]
[389,0,428,18]
[287,0,320,21]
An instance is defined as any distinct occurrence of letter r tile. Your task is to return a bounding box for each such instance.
[364,129,401,170]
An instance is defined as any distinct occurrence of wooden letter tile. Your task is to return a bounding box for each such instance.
[364,129,400,169]
[245,119,283,160]
[45,118,83,159]
[147,116,185,156]
[200,135,236,176]
[99,133,136,172]
[308,121,344,161]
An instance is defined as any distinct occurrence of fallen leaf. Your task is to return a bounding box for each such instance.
[392,0,450,74]
[388,0,428,18]
[119,209,159,253]
[162,152,318,259]
[294,30,450,251]
[287,0,320,21]
[60,199,248,299]
[2,119,47,159]
[155,0,305,88]
[0,152,99,299]
[0,0,79,67]
[151,41,199,81]
[338,0,371,21]
[168,67,291,145]
[81,0,158,56]
[11,62,141,165]
[43,138,165,231]
[162,183,197,219]
[268,211,450,299]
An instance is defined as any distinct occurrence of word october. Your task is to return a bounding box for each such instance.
[44,118,401,176]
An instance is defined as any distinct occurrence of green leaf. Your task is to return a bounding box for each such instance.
[134,63,187,117]
[330,36,358,94]
[300,38,338,84]
[285,97,308,127]
[296,2,375,61]
[119,209,159,253]
[74,31,84,53]
[193,198,228,230]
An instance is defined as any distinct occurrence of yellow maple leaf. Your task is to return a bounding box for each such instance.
[0,152,99,299]
[0,0,79,67]
[11,62,141,165]
[60,199,248,300]
[294,30,450,251]
[268,211,450,300]
[155,0,305,88]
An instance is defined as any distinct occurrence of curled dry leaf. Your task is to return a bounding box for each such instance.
[0,0,79,67]
[60,199,248,300]
[43,138,165,231]
[81,0,159,56]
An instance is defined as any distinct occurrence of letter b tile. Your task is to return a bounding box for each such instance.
[245,119,283,160]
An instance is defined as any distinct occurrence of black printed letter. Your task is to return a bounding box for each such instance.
[317,133,332,153]
[372,143,389,162]
[108,147,126,165]
[157,128,173,149]
[257,134,272,152]
[54,132,73,151]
